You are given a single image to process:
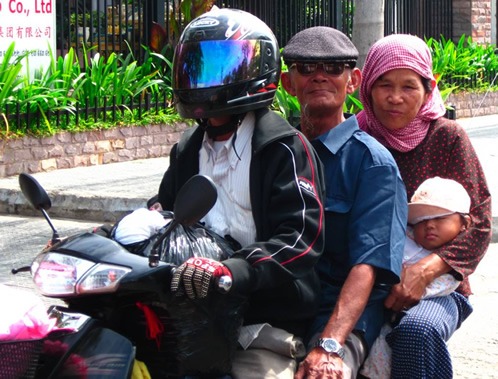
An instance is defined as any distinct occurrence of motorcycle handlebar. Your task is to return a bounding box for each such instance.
[170,267,232,294]
[216,275,232,294]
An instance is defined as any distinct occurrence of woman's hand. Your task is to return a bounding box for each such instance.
[384,263,427,311]
[385,253,452,311]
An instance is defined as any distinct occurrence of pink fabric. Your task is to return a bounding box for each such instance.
[0,284,56,340]
[357,34,446,152]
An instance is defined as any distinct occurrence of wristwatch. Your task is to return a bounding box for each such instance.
[314,338,345,359]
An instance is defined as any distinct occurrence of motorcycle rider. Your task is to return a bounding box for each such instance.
[153,7,325,378]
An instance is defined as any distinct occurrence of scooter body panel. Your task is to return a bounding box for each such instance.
[35,307,135,379]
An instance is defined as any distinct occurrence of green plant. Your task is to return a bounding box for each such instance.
[69,11,104,46]
[0,42,77,136]
[72,43,170,108]
[272,59,301,125]
[344,90,363,114]
[69,11,103,27]
[0,43,25,135]
[0,40,178,137]
[139,45,174,103]
[168,0,216,48]
[427,34,498,92]
[3,30,498,139]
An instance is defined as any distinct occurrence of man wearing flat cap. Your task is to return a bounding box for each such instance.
[281,26,408,378]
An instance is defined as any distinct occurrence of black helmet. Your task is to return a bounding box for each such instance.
[172,8,281,119]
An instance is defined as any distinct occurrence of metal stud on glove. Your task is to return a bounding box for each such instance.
[171,257,232,299]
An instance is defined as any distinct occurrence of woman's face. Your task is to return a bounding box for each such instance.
[370,68,431,131]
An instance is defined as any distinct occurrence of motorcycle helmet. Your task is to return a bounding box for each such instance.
[172,8,281,119]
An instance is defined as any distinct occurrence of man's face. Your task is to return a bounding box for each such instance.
[281,62,360,118]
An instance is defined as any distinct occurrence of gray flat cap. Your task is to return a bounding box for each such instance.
[282,26,358,64]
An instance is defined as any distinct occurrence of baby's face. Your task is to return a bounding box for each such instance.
[412,213,466,250]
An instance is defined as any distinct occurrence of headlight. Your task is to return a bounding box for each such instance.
[32,252,131,297]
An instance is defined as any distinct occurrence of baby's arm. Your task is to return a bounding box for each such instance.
[423,273,461,299]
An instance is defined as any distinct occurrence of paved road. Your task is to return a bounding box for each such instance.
[0,215,96,308]
[465,123,498,218]
[447,244,498,378]
[1,213,496,378]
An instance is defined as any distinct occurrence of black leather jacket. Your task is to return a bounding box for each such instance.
[157,108,325,336]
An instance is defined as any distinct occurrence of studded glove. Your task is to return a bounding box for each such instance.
[171,257,232,299]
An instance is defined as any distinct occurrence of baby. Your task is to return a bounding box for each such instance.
[361,176,472,378]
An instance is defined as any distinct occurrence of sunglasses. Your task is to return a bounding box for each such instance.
[289,62,349,76]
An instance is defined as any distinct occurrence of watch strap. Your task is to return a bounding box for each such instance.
[314,338,345,359]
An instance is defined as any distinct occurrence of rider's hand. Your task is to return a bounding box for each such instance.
[171,257,232,299]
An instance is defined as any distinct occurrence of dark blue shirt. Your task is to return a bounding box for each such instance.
[311,115,407,348]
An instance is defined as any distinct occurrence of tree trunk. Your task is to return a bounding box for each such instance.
[352,0,385,69]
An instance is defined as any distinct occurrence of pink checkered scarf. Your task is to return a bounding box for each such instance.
[357,34,446,152]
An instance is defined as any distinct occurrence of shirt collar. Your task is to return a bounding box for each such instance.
[202,112,254,168]
[315,114,359,154]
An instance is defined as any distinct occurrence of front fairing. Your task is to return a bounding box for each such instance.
[51,232,139,263]
[40,232,175,299]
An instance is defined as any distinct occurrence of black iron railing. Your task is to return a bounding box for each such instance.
[4,93,171,135]
[57,0,356,62]
[5,0,457,133]
[384,0,453,39]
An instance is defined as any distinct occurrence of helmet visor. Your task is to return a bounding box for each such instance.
[174,40,261,90]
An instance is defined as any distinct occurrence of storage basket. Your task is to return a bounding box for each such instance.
[0,338,43,379]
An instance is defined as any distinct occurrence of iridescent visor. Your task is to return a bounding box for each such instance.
[174,40,261,89]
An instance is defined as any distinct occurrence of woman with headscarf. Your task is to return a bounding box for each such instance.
[357,34,492,378]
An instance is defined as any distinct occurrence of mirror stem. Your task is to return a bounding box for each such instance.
[41,208,60,244]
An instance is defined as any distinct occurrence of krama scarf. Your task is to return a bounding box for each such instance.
[357,34,446,152]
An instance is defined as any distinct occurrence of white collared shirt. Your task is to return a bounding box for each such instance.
[199,112,256,247]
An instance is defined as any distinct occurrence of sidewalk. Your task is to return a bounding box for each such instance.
[0,115,497,240]
[0,157,170,222]
[457,114,498,129]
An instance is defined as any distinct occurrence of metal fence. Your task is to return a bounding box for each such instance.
[220,0,354,45]
[57,0,163,64]
[57,0,452,61]
[4,93,172,136]
[57,0,356,62]
[384,0,453,39]
[9,0,457,132]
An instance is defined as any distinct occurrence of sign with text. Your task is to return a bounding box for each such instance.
[0,0,56,75]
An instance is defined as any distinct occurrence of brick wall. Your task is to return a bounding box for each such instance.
[447,91,498,118]
[0,122,190,178]
[453,0,492,43]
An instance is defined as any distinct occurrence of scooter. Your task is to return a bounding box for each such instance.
[11,173,243,378]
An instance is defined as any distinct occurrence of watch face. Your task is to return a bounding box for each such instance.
[322,338,339,352]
